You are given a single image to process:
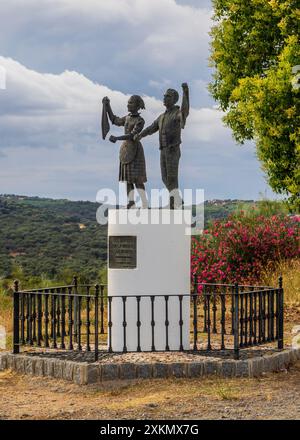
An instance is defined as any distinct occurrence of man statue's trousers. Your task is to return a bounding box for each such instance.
[160,144,183,209]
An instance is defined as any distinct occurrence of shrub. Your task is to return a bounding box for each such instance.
[191,210,299,287]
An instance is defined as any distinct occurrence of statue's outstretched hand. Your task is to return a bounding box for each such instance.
[181,83,189,91]
[109,135,117,143]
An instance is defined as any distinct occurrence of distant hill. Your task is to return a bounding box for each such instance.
[0,194,254,280]
[0,195,107,280]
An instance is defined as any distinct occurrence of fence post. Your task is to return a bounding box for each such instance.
[100,284,105,334]
[278,276,284,350]
[94,285,99,361]
[193,273,198,351]
[193,273,197,294]
[13,280,20,354]
[73,275,78,342]
[234,282,240,360]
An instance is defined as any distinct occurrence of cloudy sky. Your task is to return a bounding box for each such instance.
[0,0,282,202]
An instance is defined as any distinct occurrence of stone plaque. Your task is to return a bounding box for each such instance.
[109,235,137,269]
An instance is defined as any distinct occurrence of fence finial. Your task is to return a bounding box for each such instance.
[14,280,19,292]
[278,275,283,289]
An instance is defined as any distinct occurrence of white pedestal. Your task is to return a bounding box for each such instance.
[107,209,191,352]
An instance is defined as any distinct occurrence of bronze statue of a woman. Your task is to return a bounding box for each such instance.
[102,95,148,209]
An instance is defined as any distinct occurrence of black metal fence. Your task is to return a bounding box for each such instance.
[13,276,284,360]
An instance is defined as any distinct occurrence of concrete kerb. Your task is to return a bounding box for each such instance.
[0,352,8,371]
[0,347,299,385]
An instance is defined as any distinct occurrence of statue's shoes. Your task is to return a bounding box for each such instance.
[126,201,136,209]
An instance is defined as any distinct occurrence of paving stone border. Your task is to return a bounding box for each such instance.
[0,348,299,385]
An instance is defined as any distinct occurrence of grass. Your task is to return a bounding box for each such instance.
[214,379,239,400]
[1,364,300,419]
[260,258,300,305]
[96,377,243,404]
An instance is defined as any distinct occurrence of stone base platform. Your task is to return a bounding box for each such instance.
[1,348,299,385]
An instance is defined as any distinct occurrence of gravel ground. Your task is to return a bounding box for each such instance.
[24,345,280,363]
[0,361,299,420]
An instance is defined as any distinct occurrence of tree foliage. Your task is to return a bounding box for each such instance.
[210,0,300,209]
[0,195,107,281]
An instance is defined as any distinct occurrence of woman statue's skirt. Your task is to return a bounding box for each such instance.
[119,143,147,184]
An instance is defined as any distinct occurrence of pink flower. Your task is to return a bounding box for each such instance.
[191,212,300,284]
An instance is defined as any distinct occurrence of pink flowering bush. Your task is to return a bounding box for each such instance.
[191,211,300,287]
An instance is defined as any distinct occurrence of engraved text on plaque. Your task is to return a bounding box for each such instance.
[109,236,137,269]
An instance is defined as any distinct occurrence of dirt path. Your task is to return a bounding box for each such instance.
[0,361,299,420]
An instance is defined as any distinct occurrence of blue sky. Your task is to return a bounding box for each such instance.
[0,0,283,202]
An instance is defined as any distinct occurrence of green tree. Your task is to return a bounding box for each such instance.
[210,0,300,210]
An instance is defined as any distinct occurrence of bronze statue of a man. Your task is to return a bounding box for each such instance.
[135,83,189,209]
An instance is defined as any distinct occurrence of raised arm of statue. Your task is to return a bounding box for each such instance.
[102,96,125,126]
[180,83,190,129]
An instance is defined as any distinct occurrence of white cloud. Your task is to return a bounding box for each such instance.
[0,56,227,152]
[186,108,229,143]
[0,0,212,98]
[0,55,277,201]
[0,0,283,200]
